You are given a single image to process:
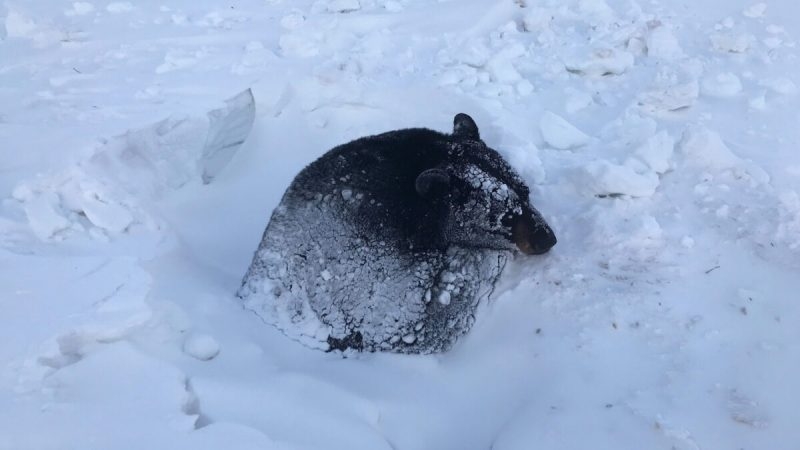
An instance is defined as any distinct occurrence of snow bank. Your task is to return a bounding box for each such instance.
[9,89,254,241]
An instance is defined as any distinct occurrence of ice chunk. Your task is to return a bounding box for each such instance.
[539,111,590,150]
[201,88,256,183]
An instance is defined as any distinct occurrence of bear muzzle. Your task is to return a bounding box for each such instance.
[511,211,557,255]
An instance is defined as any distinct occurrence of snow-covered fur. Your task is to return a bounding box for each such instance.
[238,114,556,353]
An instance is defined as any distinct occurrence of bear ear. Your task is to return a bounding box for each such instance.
[415,168,450,198]
[453,113,480,140]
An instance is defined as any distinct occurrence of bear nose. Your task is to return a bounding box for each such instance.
[511,213,557,255]
[526,226,557,255]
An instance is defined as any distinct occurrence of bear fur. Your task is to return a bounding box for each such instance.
[238,113,556,354]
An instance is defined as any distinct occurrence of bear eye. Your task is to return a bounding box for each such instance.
[501,212,515,228]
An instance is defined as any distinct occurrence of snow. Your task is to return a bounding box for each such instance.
[1,0,800,448]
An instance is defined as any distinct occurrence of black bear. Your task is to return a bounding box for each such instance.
[238,113,556,354]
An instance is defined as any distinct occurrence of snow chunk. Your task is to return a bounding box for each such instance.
[742,3,767,19]
[711,33,753,53]
[564,48,634,77]
[679,127,743,171]
[4,9,63,46]
[578,0,615,24]
[639,80,699,116]
[20,192,73,240]
[522,7,552,33]
[539,111,590,150]
[565,90,593,114]
[4,10,36,38]
[279,33,320,58]
[777,191,800,249]
[680,127,770,183]
[727,389,769,429]
[584,161,660,197]
[647,25,683,60]
[749,94,766,110]
[183,334,221,361]
[632,216,663,244]
[384,1,403,12]
[515,80,534,96]
[760,78,798,96]
[634,131,675,174]
[106,2,134,13]
[77,182,135,233]
[70,2,95,16]
[156,49,201,74]
[702,73,743,98]
[13,166,152,241]
[327,0,361,13]
[280,13,305,30]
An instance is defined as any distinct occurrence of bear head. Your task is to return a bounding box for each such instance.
[414,113,557,256]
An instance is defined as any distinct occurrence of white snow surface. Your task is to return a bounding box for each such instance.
[1,0,799,449]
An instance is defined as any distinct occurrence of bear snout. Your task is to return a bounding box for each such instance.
[511,212,557,255]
